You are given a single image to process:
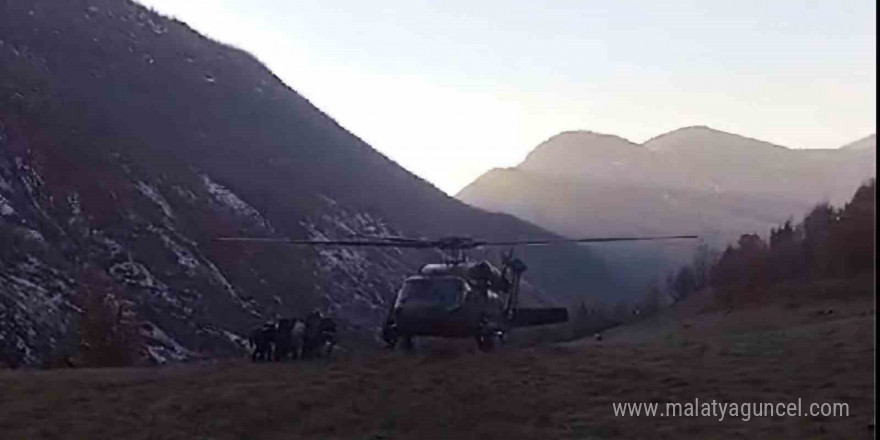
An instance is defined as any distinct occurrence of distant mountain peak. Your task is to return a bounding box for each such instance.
[643,125,790,152]
[540,130,640,148]
[641,125,719,142]
[518,130,643,171]
[667,124,715,133]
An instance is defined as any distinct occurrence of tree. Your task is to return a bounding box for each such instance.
[76,267,143,367]
[737,234,769,289]
[671,266,697,302]
[832,179,875,275]
[705,179,874,306]
[710,245,737,289]
[691,243,718,290]
[664,270,677,297]
[802,202,838,277]
[768,219,805,282]
[640,278,663,315]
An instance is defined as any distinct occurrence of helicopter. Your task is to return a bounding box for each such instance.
[217,234,697,352]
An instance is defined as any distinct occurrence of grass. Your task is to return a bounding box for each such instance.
[0,294,874,439]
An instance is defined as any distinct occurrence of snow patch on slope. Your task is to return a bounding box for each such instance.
[141,321,193,365]
[200,174,272,231]
[108,260,182,309]
[135,181,174,219]
[0,194,13,216]
[300,196,423,328]
[149,225,199,276]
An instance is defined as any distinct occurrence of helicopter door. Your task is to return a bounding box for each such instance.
[396,276,465,307]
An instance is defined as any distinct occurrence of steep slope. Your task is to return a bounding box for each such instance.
[458,127,876,294]
[0,0,616,365]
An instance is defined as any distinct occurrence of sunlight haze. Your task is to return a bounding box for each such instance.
[137,0,877,195]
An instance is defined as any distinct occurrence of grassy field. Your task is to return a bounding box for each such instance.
[0,293,874,439]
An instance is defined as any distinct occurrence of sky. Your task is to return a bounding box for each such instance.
[139,0,876,195]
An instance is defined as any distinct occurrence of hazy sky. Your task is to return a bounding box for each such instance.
[139,0,876,194]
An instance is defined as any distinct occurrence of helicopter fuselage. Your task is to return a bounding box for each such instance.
[389,275,508,338]
[381,261,520,350]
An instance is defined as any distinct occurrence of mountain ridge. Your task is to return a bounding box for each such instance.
[642,125,793,151]
[519,125,871,163]
[840,134,877,151]
[457,126,875,296]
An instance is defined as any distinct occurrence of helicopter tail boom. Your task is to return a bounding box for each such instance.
[510,307,569,327]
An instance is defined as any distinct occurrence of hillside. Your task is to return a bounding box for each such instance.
[458,127,876,294]
[840,134,876,151]
[0,0,617,366]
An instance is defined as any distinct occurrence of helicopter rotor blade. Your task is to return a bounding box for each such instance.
[348,233,425,243]
[476,235,699,247]
[215,237,435,248]
[215,234,698,250]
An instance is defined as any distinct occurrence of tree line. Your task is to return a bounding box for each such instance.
[667,178,875,303]
[510,179,874,344]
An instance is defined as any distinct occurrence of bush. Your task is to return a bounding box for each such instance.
[75,267,144,367]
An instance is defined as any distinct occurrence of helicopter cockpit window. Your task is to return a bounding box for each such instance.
[398,277,465,306]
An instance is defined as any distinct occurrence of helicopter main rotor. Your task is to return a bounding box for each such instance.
[215,234,699,250]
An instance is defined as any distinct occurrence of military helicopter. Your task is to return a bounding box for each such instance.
[217,234,696,351]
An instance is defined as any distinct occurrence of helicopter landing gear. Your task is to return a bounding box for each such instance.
[401,336,416,352]
[476,331,504,352]
[477,316,503,352]
[476,334,493,352]
[382,319,399,350]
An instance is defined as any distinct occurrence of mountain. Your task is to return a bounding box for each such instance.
[840,134,876,151]
[458,126,876,295]
[0,0,618,366]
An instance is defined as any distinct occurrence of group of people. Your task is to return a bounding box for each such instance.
[248,310,337,362]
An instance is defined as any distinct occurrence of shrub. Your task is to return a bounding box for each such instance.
[75,267,143,367]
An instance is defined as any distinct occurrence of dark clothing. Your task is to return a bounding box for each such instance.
[302,315,336,359]
[249,322,276,362]
[274,319,296,361]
